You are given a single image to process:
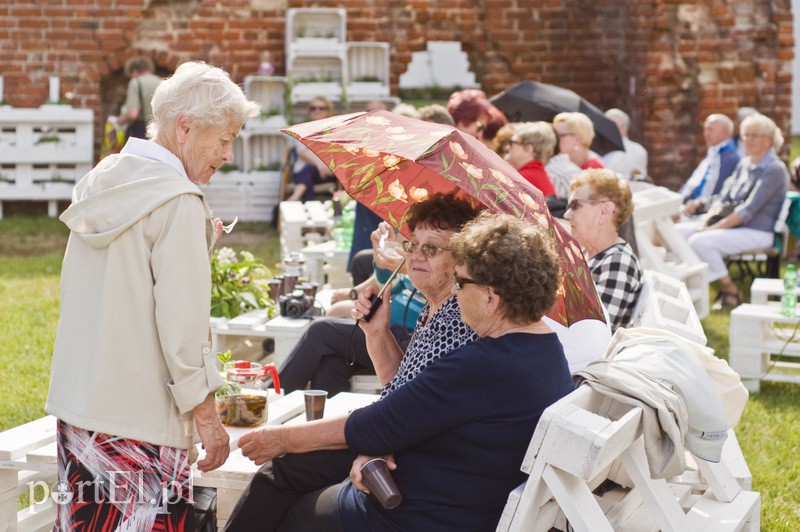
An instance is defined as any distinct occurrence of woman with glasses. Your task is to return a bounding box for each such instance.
[286,96,337,201]
[226,193,482,530]
[261,213,573,531]
[564,169,642,330]
[677,113,788,309]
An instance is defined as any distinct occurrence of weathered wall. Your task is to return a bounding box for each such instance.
[0,0,793,188]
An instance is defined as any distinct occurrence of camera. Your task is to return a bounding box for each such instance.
[279,290,315,319]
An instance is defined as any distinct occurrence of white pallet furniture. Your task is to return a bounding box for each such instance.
[632,186,710,319]
[729,303,800,392]
[1,391,378,531]
[285,7,347,61]
[211,312,314,367]
[750,277,786,305]
[497,385,760,532]
[631,270,707,345]
[300,239,352,288]
[202,170,282,222]
[347,42,391,101]
[244,75,289,124]
[0,105,93,218]
[279,200,333,256]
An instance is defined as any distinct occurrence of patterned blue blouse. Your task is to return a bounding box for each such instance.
[380,295,478,398]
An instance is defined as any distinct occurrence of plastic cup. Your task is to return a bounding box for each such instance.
[360,458,402,509]
[303,390,327,421]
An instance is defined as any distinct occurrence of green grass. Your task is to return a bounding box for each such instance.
[1,214,799,529]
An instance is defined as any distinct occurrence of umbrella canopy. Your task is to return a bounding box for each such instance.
[283,110,604,326]
[489,80,624,155]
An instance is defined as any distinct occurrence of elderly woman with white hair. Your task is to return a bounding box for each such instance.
[46,61,260,529]
[677,113,789,309]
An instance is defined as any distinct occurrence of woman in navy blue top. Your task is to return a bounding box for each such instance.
[276,212,575,531]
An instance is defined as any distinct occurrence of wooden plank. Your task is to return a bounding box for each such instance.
[0,416,57,461]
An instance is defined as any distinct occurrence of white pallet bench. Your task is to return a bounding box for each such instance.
[632,186,710,319]
[729,302,800,392]
[631,270,707,345]
[211,312,313,368]
[497,385,760,532]
[278,200,333,256]
[1,391,379,531]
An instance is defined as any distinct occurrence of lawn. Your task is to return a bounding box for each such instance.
[1,213,799,529]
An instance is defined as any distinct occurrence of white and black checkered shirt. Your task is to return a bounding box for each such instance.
[587,242,643,331]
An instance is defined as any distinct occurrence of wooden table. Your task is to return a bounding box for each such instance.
[0,391,378,531]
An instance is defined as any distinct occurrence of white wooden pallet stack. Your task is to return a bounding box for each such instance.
[0,105,93,218]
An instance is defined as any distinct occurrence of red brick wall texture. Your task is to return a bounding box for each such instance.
[0,0,793,189]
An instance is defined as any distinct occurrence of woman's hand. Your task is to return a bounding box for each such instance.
[350,454,397,493]
[352,285,392,334]
[238,426,289,466]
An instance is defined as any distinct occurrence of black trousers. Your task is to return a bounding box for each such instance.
[350,249,375,286]
[278,317,410,396]
[224,449,357,531]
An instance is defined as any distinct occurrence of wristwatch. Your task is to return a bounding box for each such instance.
[349,288,359,300]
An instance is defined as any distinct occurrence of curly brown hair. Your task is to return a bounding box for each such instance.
[407,193,482,233]
[569,169,633,229]
[450,212,562,323]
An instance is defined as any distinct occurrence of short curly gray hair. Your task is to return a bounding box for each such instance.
[149,61,260,140]
[450,212,561,323]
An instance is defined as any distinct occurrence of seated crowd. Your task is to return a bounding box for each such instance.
[241,92,787,530]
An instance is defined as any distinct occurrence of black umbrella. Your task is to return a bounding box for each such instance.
[489,80,624,155]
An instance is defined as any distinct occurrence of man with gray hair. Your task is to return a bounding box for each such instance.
[680,113,741,215]
[601,108,649,180]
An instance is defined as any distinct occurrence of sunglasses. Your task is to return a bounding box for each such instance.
[402,240,450,258]
[566,198,608,211]
[453,272,481,290]
[309,105,328,112]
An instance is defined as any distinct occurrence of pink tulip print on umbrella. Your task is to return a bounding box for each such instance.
[283,109,604,326]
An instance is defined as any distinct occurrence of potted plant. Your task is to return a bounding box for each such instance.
[211,247,277,320]
[348,74,388,99]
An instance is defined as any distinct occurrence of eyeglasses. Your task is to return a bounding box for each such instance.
[475,121,485,133]
[741,133,764,141]
[566,198,609,211]
[402,240,450,258]
[454,272,481,290]
[557,131,576,139]
[309,105,328,112]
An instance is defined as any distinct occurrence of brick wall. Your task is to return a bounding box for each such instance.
[0,0,793,188]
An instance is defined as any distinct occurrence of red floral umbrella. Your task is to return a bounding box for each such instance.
[283,110,604,326]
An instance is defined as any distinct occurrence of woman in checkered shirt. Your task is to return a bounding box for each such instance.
[564,169,643,330]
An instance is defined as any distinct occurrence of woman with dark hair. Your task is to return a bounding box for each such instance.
[246,212,574,531]
[226,193,482,529]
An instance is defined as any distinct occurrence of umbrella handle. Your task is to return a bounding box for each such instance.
[360,259,405,324]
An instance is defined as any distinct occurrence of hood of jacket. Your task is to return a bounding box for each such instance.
[60,152,210,249]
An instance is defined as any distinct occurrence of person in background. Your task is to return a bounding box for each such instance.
[493,122,517,157]
[677,113,788,309]
[287,96,337,201]
[602,108,649,180]
[117,56,162,140]
[391,102,419,118]
[548,112,604,199]
[447,88,492,139]
[564,169,643,331]
[416,104,455,126]
[505,121,557,196]
[47,61,260,530]
[680,114,740,216]
[241,212,575,531]
[735,106,759,157]
[480,104,508,149]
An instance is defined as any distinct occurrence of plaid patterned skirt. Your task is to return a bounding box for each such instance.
[54,419,196,531]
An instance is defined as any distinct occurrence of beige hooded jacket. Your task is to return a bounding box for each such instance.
[46,139,223,449]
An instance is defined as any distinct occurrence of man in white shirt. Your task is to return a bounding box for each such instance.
[601,108,649,180]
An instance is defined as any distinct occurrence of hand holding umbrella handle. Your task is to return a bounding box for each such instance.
[361,259,405,323]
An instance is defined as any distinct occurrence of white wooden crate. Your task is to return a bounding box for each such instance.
[347,42,390,100]
[244,75,288,120]
[631,270,707,345]
[279,200,333,256]
[202,171,282,222]
[286,7,347,60]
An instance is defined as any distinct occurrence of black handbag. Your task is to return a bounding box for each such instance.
[125,79,147,140]
[705,202,736,226]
